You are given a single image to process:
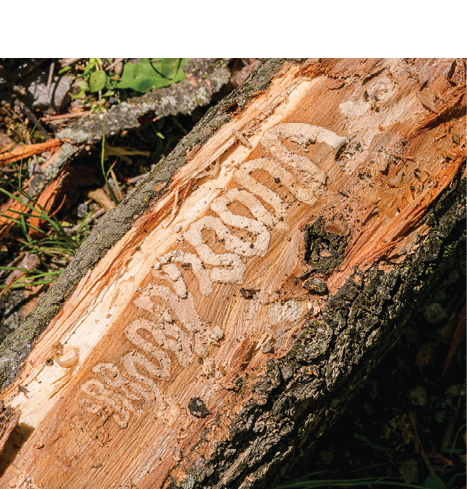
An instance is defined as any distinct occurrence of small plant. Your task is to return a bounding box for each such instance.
[68,58,120,113]
[64,58,189,112]
[0,172,90,292]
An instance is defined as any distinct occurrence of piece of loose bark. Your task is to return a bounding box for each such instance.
[0,139,62,166]
[0,143,78,238]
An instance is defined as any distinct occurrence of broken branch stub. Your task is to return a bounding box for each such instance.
[0,58,465,489]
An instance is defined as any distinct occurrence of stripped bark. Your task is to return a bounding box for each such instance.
[0,58,465,489]
[0,140,62,166]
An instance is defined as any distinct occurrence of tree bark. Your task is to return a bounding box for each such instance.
[56,58,231,143]
[0,58,465,489]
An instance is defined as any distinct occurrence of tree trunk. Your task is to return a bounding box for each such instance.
[0,58,465,489]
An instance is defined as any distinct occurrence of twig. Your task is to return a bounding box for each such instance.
[46,61,55,98]
[67,208,105,234]
[59,58,82,68]
[105,58,125,72]
[409,411,437,477]
[0,254,25,281]
[0,267,33,298]
[42,111,91,123]
[126,172,149,184]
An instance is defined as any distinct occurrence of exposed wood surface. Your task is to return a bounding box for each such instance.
[0,58,465,489]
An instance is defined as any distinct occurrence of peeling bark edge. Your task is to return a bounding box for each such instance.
[176,174,466,489]
[0,58,292,390]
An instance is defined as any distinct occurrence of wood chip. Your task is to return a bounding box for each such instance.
[417,89,438,113]
[0,140,62,166]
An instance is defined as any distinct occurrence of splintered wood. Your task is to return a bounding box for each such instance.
[0,59,465,489]
[0,139,62,166]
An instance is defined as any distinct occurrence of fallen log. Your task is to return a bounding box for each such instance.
[0,58,465,489]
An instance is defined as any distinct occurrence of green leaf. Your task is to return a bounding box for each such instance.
[424,476,445,489]
[58,65,72,74]
[89,70,107,92]
[83,58,97,75]
[116,58,189,93]
[71,79,89,99]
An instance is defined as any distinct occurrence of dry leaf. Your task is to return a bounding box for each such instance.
[87,188,116,212]
[415,342,434,369]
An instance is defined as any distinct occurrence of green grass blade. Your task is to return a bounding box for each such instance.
[13,188,74,241]
[277,477,435,489]
[0,213,23,227]
[0,188,44,216]
[5,207,43,220]
[75,211,93,234]
[0,266,33,271]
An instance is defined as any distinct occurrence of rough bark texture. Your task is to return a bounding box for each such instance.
[57,58,232,144]
[0,58,464,489]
